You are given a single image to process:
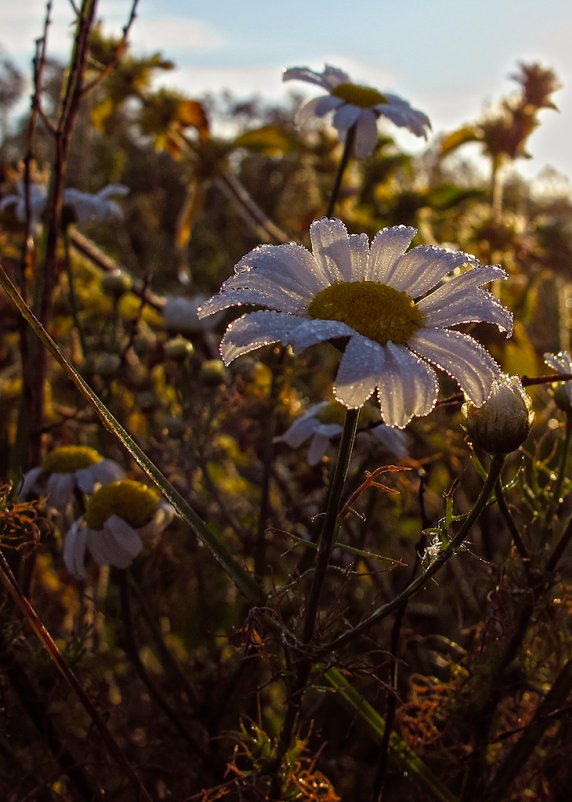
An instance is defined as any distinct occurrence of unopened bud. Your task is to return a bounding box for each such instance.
[164,336,195,362]
[462,376,534,454]
[101,271,132,298]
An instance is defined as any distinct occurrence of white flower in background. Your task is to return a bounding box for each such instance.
[63,184,129,226]
[163,294,222,334]
[275,401,407,465]
[199,218,512,428]
[0,181,47,225]
[19,446,125,511]
[63,479,174,579]
[544,351,572,411]
[283,64,431,158]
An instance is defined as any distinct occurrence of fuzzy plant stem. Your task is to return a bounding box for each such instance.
[325,125,356,218]
[272,408,359,797]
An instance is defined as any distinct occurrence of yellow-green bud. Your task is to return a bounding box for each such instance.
[462,376,534,455]
[101,271,132,298]
[164,336,195,362]
[200,359,230,386]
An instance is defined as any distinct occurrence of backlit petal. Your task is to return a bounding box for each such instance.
[409,328,500,405]
[376,343,438,428]
[367,226,417,282]
[309,218,353,282]
[334,335,384,408]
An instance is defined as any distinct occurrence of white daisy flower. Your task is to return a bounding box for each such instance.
[0,181,47,225]
[63,184,129,227]
[63,479,174,579]
[544,351,572,410]
[275,401,407,466]
[19,445,125,511]
[199,218,512,429]
[283,64,431,158]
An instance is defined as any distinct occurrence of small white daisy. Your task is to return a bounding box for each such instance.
[63,184,129,227]
[63,479,174,579]
[544,351,572,412]
[19,446,125,511]
[283,64,431,158]
[275,402,407,466]
[199,218,512,429]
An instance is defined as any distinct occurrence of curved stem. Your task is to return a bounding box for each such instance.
[271,408,359,797]
[326,125,356,218]
[301,407,359,644]
[322,454,506,654]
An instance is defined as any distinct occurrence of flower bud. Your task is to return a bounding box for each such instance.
[200,359,230,386]
[462,376,534,454]
[164,335,195,362]
[101,270,132,298]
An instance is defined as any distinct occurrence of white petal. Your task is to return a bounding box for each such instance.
[390,247,477,297]
[313,95,343,117]
[18,466,43,499]
[376,343,438,428]
[106,516,144,558]
[309,218,354,282]
[64,522,88,579]
[199,286,304,315]
[348,234,370,282]
[307,433,333,466]
[418,266,512,333]
[275,409,323,447]
[545,351,572,374]
[333,334,384,408]
[353,110,379,158]
[287,318,355,351]
[283,65,348,90]
[376,96,432,139]
[409,328,500,405]
[332,103,362,132]
[233,242,327,295]
[370,424,408,458]
[91,459,126,485]
[367,226,417,282]
[220,311,301,364]
[296,96,329,126]
[46,473,75,509]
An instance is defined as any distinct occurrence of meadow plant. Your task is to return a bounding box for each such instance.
[0,3,571,801]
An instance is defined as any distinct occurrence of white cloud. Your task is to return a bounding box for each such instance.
[128,18,225,52]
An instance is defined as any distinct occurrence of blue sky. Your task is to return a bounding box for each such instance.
[4,0,572,184]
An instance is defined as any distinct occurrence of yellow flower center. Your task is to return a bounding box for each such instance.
[331,82,387,109]
[85,480,160,530]
[307,281,423,346]
[42,446,101,474]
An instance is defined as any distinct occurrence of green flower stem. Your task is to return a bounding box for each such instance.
[0,261,265,607]
[326,125,356,218]
[302,407,360,644]
[321,453,506,654]
[271,408,359,797]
